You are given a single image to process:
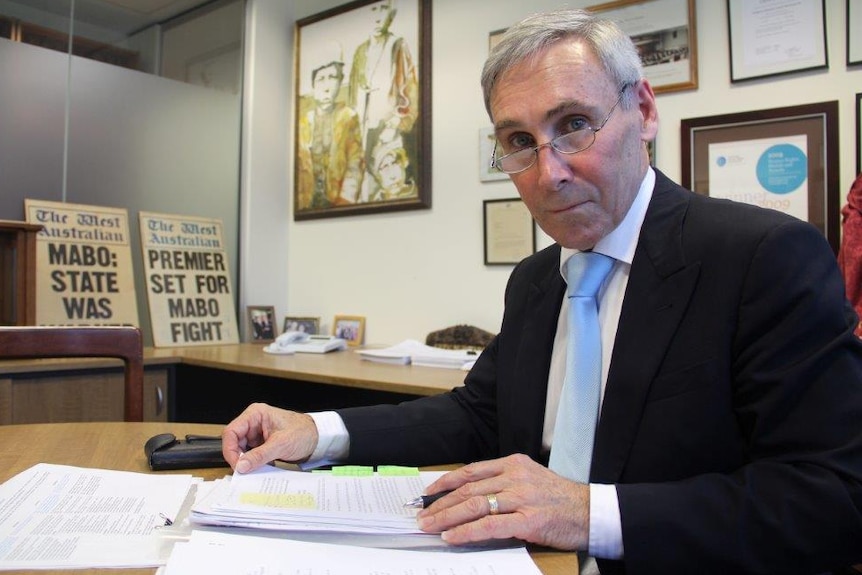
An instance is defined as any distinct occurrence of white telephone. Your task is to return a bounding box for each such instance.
[264,332,347,355]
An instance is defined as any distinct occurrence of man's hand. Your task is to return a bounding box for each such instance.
[416,454,589,550]
[221,403,319,473]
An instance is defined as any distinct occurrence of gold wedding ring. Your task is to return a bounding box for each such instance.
[486,493,500,515]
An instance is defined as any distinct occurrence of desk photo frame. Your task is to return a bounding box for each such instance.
[247,305,277,342]
[681,101,839,253]
[294,0,432,220]
[333,315,365,346]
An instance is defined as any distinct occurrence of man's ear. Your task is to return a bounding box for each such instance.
[635,79,659,142]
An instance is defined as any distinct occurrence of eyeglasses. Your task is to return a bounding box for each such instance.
[490,83,633,175]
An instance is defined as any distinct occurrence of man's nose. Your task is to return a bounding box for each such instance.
[534,143,572,183]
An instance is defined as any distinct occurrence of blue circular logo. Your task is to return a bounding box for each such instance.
[755,144,807,195]
[716,156,727,167]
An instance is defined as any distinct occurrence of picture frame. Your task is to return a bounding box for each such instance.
[848,0,862,66]
[333,315,366,346]
[247,305,277,342]
[293,0,432,220]
[587,0,697,94]
[483,198,536,265]
[727,0,828,83]
[681,101,839,253]
[282,316,321,335]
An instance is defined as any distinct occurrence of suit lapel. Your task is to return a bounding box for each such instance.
[591,172,702,482]
[512,253,565,459]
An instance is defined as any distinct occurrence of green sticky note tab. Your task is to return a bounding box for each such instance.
[331,465,374,476]
[377,465,420,476]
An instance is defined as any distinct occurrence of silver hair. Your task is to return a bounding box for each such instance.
[480,9,643,119]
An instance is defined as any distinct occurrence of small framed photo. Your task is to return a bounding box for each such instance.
[587,0,698,94]
[283,316,320,335]
[333,315,366,346]
[247,305,276,342]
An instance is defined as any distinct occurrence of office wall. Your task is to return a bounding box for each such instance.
[241,0,861,346]
[0,4,242,343]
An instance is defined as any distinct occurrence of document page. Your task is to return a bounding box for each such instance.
[0,463,194,569]
[190,465,444,534]
[164,530,543,575]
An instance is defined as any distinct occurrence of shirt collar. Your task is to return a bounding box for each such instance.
[559,166,655,275]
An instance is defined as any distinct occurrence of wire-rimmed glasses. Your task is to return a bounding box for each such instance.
[490,83,633,175]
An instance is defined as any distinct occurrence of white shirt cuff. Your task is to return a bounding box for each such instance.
[588,483,624,560]
[306,411,350,464]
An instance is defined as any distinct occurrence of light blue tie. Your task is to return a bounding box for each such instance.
[549,251,614,483]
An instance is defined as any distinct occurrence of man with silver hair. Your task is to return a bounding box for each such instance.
[224,9,862,573]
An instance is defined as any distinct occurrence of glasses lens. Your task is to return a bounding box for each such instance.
[496,149,534,173]
[553,129,596,154]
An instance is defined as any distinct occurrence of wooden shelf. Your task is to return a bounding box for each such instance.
[0,220,42,326]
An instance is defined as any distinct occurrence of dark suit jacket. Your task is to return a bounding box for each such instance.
[339,170,862,574]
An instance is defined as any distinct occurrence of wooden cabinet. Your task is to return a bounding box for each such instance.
[0,220,41,326]
[0,363,170,424]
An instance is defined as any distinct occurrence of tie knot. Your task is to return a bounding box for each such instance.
[565,252,613,299]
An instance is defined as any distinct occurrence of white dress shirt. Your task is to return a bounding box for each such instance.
[308,168,656,565]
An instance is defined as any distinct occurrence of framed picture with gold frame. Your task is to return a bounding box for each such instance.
[294,0,432,220]
[587,0,697,94]
[333,315,366,346]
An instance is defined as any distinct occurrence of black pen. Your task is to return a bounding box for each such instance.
[403,489,454,509]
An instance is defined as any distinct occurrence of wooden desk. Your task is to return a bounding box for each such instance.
[152,344,468,422]
[148,343,465,397]
[0,422,576,575]
[0,344,467,424]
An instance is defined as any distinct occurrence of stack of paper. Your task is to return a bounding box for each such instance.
[0,463,195,570]
[164,530,543,575]
[358,339,478,369]
[190,465,444,534]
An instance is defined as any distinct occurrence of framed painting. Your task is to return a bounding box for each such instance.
[681,101,839,253]
[587,0,697,94]
[727,0,828,83]
[294,0,432,220]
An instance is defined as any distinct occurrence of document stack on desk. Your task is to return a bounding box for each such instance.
[164,530,543,575]
[189,464,443,534]
[358,339,478,369]
[0,463,195,570]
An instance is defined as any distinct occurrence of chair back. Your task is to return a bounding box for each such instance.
[0,326,144,421]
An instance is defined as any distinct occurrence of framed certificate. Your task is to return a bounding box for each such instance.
[727,0,828,82]
[681,101,839,253]
[483,198,536,265]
